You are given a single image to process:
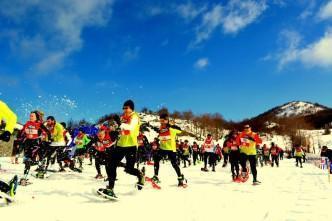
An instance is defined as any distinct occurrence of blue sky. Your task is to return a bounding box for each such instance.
[0,0,332,123]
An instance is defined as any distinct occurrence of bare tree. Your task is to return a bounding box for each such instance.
[171,110,182,120]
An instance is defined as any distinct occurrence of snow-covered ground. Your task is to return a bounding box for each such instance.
[1,157,331,221]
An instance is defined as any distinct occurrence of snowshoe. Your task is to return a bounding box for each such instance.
[178,175,188,188]
[19,178,32,186]
[0,192,14,204]
[136,171,145,190]
[59,168,66,172]
[145,176,161,190]
[253,180,261,185]
[8,175,18,197]
[234,176,242,183]
[95,174,104,179]
[69,167,82,173]
[233,175,241,182]
[96,188,118,200]
[240,167,250,183]
[35,171,49,179]
[201,167,209,172]
[152,175,161,184]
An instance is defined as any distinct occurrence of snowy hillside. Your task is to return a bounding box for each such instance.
[139,113,203,144]
[261,134,292,150]
[1,157,331,221]
[300,130,332,150]
[276,101,327,118]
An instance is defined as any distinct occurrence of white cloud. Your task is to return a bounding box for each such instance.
[192,0,267,46]
[143,1,266,47]
[277,30,302,69]
[193,5,223,46]
[276,29,332,69]
[222,0,267,34]
[271,0,287,7]
[0,0,113,74]
[146,6,164,16]
[297,31,332,67]
[260,53,273,61]
[298,0,316,20]
[123,46,141,61]
[176,2,207,21]
[144,2,207,20]
[34,51,67,73]
[317,0,332,20]
[194,58,209,69]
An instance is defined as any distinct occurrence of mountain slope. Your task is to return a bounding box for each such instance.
[275,101,328,118]
[240,101,332,130]
[258,101,329,119]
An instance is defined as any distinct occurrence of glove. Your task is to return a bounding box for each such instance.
[0,131,11,142]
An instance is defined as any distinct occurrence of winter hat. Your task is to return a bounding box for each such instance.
[47,116,55,121]
[123,100,135,110]
[60,122,67,128]
[159,113,169,120]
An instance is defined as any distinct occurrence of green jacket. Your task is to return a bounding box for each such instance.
[74,134,91,149]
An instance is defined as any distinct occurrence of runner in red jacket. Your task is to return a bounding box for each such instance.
[90,129,116,179]
[20,111,51,184]
[270,142,280,167]
[225,131,240,181]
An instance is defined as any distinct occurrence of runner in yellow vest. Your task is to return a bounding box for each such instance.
[236,124,262,184]
[35,116,66,177]
[152,113,186,186]
[294,146,304,168]
[98,100,144,199]
[0,100,17,142]
[0,100,18,198]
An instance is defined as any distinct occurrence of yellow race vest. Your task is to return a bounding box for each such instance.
[117,112,140,147]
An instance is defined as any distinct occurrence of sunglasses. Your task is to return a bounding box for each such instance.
[122,107,129,110]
